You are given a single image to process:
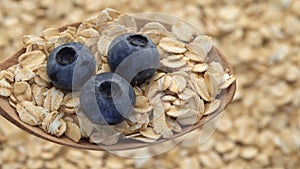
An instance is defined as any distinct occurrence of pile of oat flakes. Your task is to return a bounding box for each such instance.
[0,0,300,169]
[0,8,234,145]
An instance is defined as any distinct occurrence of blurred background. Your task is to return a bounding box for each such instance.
[0,0,299,168]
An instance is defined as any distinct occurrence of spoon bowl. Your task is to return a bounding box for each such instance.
[0,15,236,151]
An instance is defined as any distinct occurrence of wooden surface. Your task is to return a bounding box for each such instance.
[0,18,236,151]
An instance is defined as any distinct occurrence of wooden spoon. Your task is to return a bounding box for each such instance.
[0,17,236,151]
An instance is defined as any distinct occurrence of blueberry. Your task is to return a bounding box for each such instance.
[80,72,136,125]
[107,33,160,86]
[47,42,96,91]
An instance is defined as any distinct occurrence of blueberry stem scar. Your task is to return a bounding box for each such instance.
[127,35,148,47]
[99,81,122,98]
[56,47,76,65]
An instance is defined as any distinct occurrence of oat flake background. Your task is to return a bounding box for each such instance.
[0,0,300,169]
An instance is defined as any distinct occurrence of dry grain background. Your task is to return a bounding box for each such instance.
[0,0,300,168]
